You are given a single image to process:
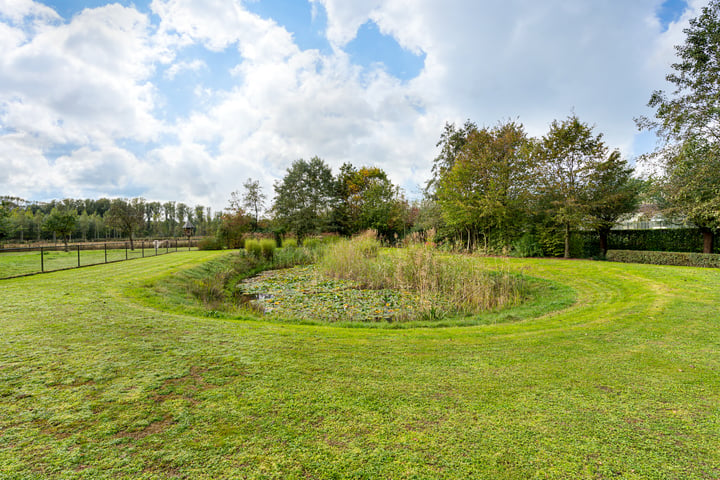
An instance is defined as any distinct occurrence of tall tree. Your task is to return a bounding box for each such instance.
[535,115,607,258]
[436,121,534,250]
[637,1,720,252]
[654,138,720,252]
[584,151,642,256]
[426,120,478,197]
[335,164,405,240]
[241,178,266,231]
[106,198,146,250]
[272,157,336,244]
[0,201,11,242]
[162,201,176,236]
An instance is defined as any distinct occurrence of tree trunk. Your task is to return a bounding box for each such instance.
[702,229,714,254]
[564,223,570,259]
[598,228,609,257]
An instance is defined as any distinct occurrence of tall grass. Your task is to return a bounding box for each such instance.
[259,239,276,260]
[319,233,526,317]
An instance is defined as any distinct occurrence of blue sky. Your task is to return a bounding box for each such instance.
[0,0,698,210]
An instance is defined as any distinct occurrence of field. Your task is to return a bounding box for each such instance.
[0,251,719,478]
[0,245,183,279]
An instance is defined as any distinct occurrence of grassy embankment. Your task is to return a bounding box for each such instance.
[1,250,719,478]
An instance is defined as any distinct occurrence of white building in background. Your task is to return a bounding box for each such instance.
[613,204,682,230]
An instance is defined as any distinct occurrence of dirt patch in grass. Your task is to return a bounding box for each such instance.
[117,416,175,440]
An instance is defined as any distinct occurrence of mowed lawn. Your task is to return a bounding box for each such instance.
[0,251,719,479]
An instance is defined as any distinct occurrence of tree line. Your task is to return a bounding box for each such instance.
[0,197,220,249]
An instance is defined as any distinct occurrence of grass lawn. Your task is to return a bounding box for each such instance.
[0,251,719,478]
[0,247,179,278]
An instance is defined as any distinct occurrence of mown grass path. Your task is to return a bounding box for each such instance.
[0,252,719,479]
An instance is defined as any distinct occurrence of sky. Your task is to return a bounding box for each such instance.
[0,0,705,212]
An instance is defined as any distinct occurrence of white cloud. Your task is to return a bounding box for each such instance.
[0,3,165,148]
[164,58,206,79]
[0,0,59,24]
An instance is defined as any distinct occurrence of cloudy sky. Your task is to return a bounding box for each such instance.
[0,0,703,211]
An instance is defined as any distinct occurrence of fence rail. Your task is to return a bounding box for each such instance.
[0,239,195,280]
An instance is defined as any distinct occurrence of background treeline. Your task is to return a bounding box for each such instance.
[0,196,221,246]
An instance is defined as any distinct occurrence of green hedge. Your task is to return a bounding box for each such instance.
[606,249,720,268]
[570,228,720,258]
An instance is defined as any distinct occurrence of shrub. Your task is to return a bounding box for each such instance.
[283,238,298,248]
[245,238,262,258]
[259,239,276,260]
[606,249,720,268]
[197,237,224,251]
[512,233,543,258]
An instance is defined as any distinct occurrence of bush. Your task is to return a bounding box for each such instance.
[197,237,224,251]
[606,249,720,268]
[259,239,276,260]
[512,233,543,258]
[245,238,262,258]
[283,238,298,248]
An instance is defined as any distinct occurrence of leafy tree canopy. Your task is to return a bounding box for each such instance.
[106,198,146,249]
[272,157,336,243]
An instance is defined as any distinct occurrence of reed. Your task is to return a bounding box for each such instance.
[320,233,526,317]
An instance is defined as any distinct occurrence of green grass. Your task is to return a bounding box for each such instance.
[0,248,181,278]
[1,252,720,478]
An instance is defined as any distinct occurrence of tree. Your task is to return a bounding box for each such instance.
[426,120,478,196]
[240,178,266,231]
[654,138,720,252]
[0,201,10,242]
[106,198,146,250]
[535,115,607,258]
[436,121,534,251]
[584,151,642,256]
[163,201,176,236]
[272,157,336,244]
[335,164,405,240]
[77,210,91,241]
[637,1,720,252]
[43,207,78,250]
[218,208,252,248]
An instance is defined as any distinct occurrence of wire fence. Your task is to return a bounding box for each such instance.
[0,239,196,280]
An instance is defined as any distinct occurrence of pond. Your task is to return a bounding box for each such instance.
[236,265,432,323]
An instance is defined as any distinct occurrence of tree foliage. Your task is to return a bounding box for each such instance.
[272,157,336,243]
[638,0,720,143]
[105,198,145,250]
[335,164,406,240]
[584,151,643,255]
[237,178,266,231]
[426,120,478,196]
[43,207,78,250]
[637,1,720,253]
[436,121,533,250]
[0,201,11,241]
[654,138,720,252]
[535,116,607,258]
